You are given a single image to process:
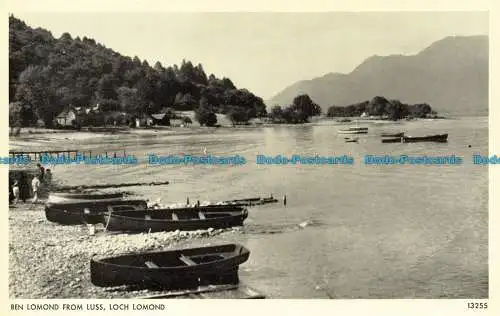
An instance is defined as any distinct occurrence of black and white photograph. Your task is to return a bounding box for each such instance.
[6,7,490,305]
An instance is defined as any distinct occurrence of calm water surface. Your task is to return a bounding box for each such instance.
[26,117,488,298]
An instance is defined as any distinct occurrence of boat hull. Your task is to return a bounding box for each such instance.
[103,208,248,232]
[338,130,368,134]
[45,199,148,225]
[381,138,403,143]
[403,134,448,143]
[90,244,250,289]
[381,134,448,143]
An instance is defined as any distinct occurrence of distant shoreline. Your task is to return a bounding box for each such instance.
[8,115,463,136]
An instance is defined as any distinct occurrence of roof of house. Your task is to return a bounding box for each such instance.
[56,109,73,118]
[151,113,168,120]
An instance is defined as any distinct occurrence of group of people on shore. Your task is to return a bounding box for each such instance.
[10,164,53,205]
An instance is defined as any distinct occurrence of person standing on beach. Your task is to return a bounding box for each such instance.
[31,175,41,203]
[12,180,20,204]
[45,169,53,190]
[19,173,29,203]
[36,163,45,182]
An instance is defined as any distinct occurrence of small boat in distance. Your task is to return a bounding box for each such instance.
[90,243,250,290]
[102,207,248,233]
[380,132,405,138]
[403,133,448,143]
[344,137,359,143]
[381,133,448,143]
[338,127,368,134]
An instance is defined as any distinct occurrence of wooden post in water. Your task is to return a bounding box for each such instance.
[283,194,287,206]
[187,197,190,205]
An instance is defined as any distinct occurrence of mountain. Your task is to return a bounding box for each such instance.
[268,36,488,116]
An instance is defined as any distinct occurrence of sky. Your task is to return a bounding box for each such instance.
[12,12,489,100]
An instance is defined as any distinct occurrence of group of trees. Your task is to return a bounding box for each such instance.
[268,94,322,124]
[326,96,435,120]
[9,15,267,128]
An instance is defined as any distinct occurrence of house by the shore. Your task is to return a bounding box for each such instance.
[55,107,79,127]
[150,113,170,126]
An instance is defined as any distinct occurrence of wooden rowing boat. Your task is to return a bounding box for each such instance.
[45,199,148,225]
[220,197,278,206]
[402,133,448,143]
[381,133,448,143]
[338,127,368,135]
[90,243,250,290]
[48,192,124,203]
[103,207,248,232]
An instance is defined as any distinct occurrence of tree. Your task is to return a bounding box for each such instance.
[226,106,250,126]
[268,105,284,123]
[182,116,192,124]
[9,102,22,129]
[15,65,59,127]
[116,86,143,113]
[96,74,118,100]
[291,94,321,118]
[195,103,217,127]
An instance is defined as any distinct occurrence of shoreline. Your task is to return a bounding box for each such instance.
[7,116,466,150]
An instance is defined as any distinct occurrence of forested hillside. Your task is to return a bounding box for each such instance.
[9,15,267,128]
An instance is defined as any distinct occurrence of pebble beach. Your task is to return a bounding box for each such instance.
[8,202,239,299]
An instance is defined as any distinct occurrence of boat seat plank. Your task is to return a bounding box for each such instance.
[144,261,160,268]
[179,254,196,266]
[172,212,179,220]
[198,212,206,220]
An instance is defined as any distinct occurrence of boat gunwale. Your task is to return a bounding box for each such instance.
[104,208,248,224]
[90,244,249,271]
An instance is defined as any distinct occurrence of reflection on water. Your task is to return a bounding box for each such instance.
[25,117,488,298]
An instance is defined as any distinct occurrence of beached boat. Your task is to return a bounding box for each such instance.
[103,207,248,232]
[45,199,148,225]
[381,133,448,143]
[338,127,368,134]
[48,192,124,203]
[90,243,250,289]
[380,132,405,137]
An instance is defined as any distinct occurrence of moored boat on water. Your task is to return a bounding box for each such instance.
[45,199,148,225]
[90,243,250,290]
[403,133,448,143]
[381,133,448,143]
[102,206,248,232]
[344,137,359,143]
[338,127,368,134]
[220,196,278,206]
[380,132,405,137]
